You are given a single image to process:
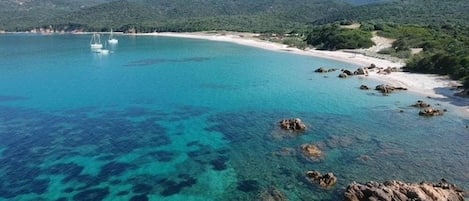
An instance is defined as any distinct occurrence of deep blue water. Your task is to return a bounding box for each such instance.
[0,34,467,201]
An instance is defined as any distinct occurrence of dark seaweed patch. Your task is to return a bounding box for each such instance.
[187,147,212,158]
[130,194,149,201]
[110,179,122,185]
[237,180,260,192]
[73,188,109,201]
[98,162,136,180]
[149,150,176,162]
[30,178,49,194]
[186,141,200,147]
[210,156,229,171]
[63,187,75,193]
[158,176,197,197]
[73,175,101,189]
[47,163,84,182]
[132,183,153,194]
[116,191,129,196]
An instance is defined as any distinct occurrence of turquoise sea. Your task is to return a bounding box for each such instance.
[0,34,467,201]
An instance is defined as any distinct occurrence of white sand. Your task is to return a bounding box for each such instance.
[142,32,469,114]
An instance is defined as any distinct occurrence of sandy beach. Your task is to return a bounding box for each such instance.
[144,32,469,114]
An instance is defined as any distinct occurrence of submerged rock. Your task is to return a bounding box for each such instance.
[344,179,465,201]
[279,118,306,131]
[306,170,337,188]
[259,186,288,201]
[300,144,322,162]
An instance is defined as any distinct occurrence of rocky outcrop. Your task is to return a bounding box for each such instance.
[338,73,349,78]
[306,170,337,189]
[377,67,400,74]
[354,67,368,75]
[279,118,306,130]
[419,107,445,116]
[259,186,288,201]
[375,84,408,94]
[411,100,431,108]
[300,144,322,162]
[360,85,370,90]
[344,179,465,201]
[314,67,338,73]
[343,69,354,76]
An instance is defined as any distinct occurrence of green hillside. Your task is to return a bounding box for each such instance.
[1,0,350,32]
[316,0,469,26]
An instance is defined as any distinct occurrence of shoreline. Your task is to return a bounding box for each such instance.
[145,32,469,115]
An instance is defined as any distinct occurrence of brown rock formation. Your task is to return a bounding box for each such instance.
[344,179,465,201]
[354,67,368,75]
[300,144,323,162]
[375,84,408,94]
[259,186,288,201]
[279,118,306,130]
[306,170,337,188]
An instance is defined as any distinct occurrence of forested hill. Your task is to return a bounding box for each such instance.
[0,0,377,32]
[1,0,468,32]
[316,0,469,26]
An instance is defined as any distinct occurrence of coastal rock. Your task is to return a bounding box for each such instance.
[354,67,368,75]
[359,85,370,90]
[343,69,353,76]
[314,67,338,73]
[377,67,400,74]
[279,118,306,131]
[368,63,377,69]
[344,179,465,201]
[306,171,337,188]
[259,186,288,201]
[375,84,407,94]
[419,107,444,116]
[411,100,431,108]
[338,73,349,78]
[300,144,322,162]
[314,67,328,73]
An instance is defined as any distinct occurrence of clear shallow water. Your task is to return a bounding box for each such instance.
[0,34,467,201]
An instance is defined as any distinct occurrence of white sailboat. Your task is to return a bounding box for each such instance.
[90,33,103,50]
[108,29,118,44]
